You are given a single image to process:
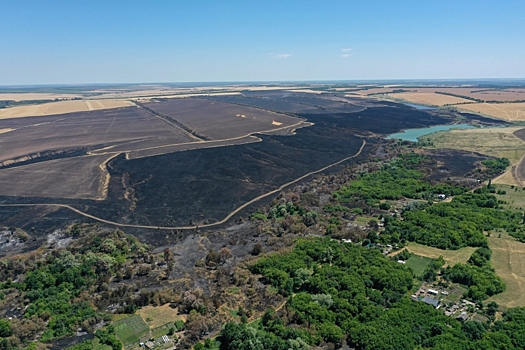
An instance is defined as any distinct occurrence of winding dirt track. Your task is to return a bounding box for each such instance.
[0,140,366,230]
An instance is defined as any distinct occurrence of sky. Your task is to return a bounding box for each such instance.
[1,0,525,85]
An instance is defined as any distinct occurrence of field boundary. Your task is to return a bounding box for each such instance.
[0,140,366,230]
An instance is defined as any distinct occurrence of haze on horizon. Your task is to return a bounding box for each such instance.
[1,0,524,85]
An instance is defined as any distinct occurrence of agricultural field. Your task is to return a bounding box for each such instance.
[113,315,150,346]
[487,232,525,308]
[136,305,186,329]
[404,242,477,267]
[388,92,472,106]
[0,154,113,199]
[0,106,194,163]
[142,98,303,140]
[209,95,324,114]
[0,99,133,119]
[457,102,525,121]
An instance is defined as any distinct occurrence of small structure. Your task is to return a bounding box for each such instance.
[457,312,469,322]
[145,341,155,350]
[441,291,449,296]
[342,239,352,243]
[422,296,440,308]
[428,289,439,295]
[397,260,406,264]
[162,335,170,343]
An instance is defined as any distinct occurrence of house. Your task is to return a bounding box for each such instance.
[145,341,155,349]
[428,289,439,295]
[162,335,170,343]
[422,296,440,308]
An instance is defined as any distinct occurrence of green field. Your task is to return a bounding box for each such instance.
[404,254,432,277]
[494,184,525,211]
[405,242,476,267]
[113,315,150,345]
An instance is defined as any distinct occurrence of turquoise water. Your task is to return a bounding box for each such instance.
[403,102,436,110]
[386,124,477,142]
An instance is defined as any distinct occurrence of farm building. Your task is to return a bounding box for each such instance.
[422,296,440,308]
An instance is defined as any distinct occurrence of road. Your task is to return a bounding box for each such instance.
[0,139,366,230]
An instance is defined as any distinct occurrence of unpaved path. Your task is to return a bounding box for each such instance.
[0,140,366,230]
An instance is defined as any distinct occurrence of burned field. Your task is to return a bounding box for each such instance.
[0,93,477,230]
[142,98,304,140]
[0,106,194,164]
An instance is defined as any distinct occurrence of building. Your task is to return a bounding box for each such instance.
[422,296,440,308]
[427,289,439,295]
[145,341,155,349]
[457,313,469,322]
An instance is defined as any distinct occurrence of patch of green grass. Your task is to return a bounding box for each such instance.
[113,315,150,345]
[404,254,432,277]
[441,285,468,305]
[228,287,240,294]
[151,325,170,338]
[494,185,525,211]
[92,338,112,350]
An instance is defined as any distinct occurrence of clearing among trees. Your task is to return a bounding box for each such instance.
[487,232,525,308]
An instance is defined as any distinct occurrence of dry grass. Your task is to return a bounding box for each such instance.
[487,233,525,308]
[0,93,82,101]
[425,126,525,186]
[0,99,134,119]
[387,92,472,106]
[404,242,476,267]
[457,103,525,121]
[136,304,186,329]
[426,126,525,164]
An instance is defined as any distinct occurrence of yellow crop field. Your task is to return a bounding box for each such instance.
[458,103,525,121]
[487,233,525,308]
[0,99,134,119]
[136,304,186,329]
[388,92,472,106]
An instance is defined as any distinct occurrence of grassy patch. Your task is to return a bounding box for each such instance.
[404,254,432,277]
[92,338,112,350]
[406,242,476,267]
[487,232,525,308]
[136,304,186,329]
[151,325,171,338]
[494,184,525,211]
[426,126,525,164]
[227,287,240,294]
[441,285,468,305]
[113,315,150,346]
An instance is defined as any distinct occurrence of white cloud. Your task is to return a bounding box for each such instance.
[340,53,352,58]
[341,48,353,52]
[269,53,292,59]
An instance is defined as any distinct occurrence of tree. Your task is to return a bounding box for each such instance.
[0,320,11,338]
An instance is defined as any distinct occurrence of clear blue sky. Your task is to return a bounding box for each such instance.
[1,0,524,84]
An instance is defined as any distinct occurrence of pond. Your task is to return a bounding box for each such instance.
[386,124,477,142]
